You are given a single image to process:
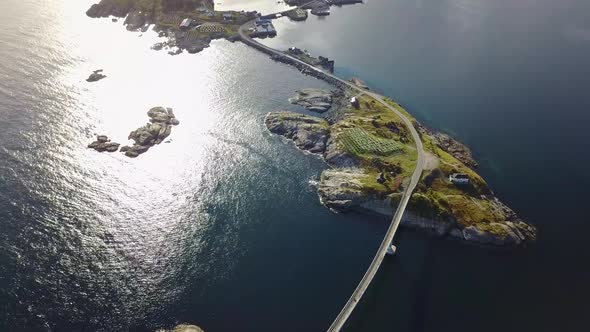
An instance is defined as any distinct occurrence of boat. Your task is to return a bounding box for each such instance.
[386,244,397,256]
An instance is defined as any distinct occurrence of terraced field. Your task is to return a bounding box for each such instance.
[339,128,403,156]
[185,30,199,41]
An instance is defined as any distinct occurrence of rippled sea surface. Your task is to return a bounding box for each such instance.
[0,1,391,330]
[1,0,590,331]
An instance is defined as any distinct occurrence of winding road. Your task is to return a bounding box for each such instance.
[238,18,425,332]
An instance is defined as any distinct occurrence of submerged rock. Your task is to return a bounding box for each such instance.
[87,69,106,82]
[288,88,333,113]
[88,135,120,152]
[265,111,329,154]
[121,107,180,158]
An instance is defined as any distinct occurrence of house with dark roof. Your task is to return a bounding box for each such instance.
[180,18,193,31]
[449,173,470,184]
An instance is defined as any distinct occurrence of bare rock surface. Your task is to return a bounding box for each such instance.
[288,88,333,113]
[121,107,180,158]
[87,69,106,82]
[88,135,120,152]
[265,111,329,154]
[317,168,368,210]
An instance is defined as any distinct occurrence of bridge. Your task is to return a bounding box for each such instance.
[238,16,426,331]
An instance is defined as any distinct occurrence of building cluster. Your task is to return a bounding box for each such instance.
[251,19,277,38]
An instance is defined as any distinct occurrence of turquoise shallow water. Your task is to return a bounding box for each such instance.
[1,0,589,331]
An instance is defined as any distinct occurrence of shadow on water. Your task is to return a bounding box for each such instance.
[342,228,439,332]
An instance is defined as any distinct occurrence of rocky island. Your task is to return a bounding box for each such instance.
[88,135,120,152]
[121,106,180,158]
[288,88,335,113]
[87,69,107,82]
[266,89,536,246]
[86,107,178,157]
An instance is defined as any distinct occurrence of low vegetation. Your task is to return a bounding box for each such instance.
[319,92,528,240]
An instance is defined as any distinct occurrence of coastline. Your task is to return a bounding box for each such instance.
[84,0,536,247]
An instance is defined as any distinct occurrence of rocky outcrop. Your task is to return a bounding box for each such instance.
[315,152,536,247]
[86,0,133,18]
[87,70,106,82]
[124,10,147,31]
[318,173,537,246]
[430,131,478,168]
[88,135,120,152]
[157,324,205,332]
[323,136,358,167]
[86,1,153,31]
[349,77,369,89]
[265,112,329,154]
[289,88,333,113]
[121,107,180,158]
[461,221,536,246]
[318,168,368,210]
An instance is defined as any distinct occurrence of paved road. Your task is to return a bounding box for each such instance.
[238,19,426,332]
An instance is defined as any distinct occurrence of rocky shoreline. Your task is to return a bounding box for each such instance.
[265,112,329,153]
[121,107,180,158]
[86,1,252,55]
[426,127,478,168]
[288,88,334,113]
[87,69,107,82]
[88,135,120,152]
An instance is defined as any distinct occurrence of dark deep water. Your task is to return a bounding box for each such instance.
[263,1,590,330]
[1,0,589,331]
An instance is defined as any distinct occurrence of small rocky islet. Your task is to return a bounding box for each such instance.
[87,69,107,82]
[266,87,537,247]
[88,106,179,158]
[87,135,120,152]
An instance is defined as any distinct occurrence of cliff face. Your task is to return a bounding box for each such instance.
[264,112,329,154]
[316,168,536,247]
[265,92,537,248]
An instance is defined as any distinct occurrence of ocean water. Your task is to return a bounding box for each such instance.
[261,0,590,331]
[0,0,589,331]
[0,1,389,331]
